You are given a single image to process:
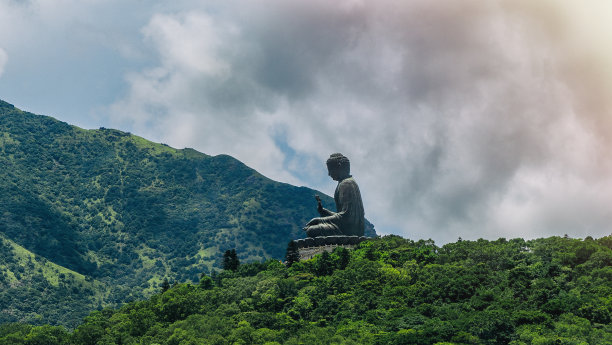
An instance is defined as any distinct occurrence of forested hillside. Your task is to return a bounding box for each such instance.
[0,99,375,326]
[0,234,107,327]
[1,235,610,344]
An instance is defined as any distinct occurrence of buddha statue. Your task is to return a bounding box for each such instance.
[303,153,365,237]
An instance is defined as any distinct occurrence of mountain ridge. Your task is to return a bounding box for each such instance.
[0,99,375,326]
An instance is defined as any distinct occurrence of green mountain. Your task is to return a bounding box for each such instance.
[0,99,375,327]
[2,235,610,344]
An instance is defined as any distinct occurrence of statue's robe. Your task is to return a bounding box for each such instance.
[305,176,365,237]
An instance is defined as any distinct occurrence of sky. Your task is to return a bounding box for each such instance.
[1,0,611,244]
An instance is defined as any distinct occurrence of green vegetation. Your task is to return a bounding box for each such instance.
[0,99,376,326]
[0,234,107,328]
[2,234,610,344]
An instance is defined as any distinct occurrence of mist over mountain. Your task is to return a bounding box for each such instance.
[0,99,375,326]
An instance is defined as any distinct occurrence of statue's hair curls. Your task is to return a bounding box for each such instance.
[326,153,350,173]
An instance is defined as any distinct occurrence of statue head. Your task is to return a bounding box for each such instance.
[326,153,350,181]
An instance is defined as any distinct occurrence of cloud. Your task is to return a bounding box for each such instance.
[0,48,7,77]
[101,0,611,242]
[0,0,609,243]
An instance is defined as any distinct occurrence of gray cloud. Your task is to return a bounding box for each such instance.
[0,48,7,77]
[108,0,612,243]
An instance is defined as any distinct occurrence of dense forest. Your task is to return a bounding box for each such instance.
[0,99,376,326]
[1,235,610,344]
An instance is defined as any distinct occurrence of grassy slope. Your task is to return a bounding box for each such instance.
[0,234,108,328]
[0,233,86,286]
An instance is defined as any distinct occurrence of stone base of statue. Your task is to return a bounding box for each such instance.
[294,235,368,261]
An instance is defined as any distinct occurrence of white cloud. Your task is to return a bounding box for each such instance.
[142,13,230,76]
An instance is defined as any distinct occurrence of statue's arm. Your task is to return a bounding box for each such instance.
[316,195,334,217]
[318,181,353,222]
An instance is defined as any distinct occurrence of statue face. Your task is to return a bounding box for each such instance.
[327,166,347,181]
[328,167,340,181]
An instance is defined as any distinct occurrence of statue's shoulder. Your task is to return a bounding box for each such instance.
[340,176,358,187]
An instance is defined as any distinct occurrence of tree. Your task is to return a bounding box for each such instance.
[161,278,170,293]
[314,251,334,276]
[222,250,232,271]
[285,241,300,267]
[223,249,240,271]
[334,246,350,270]
[199,274,213,290]
[23,325,69,345]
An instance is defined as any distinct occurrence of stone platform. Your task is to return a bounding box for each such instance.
[293,236,369,261]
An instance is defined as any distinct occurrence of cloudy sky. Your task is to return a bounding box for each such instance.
[1,0,611,244]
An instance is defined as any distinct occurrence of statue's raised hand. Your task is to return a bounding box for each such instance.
[315,195,323,214]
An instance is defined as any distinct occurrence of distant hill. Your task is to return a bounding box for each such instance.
[0,99,375,326]
[2,235,610,344]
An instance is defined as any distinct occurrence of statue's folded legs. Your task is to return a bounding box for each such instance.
[304,221,343,238]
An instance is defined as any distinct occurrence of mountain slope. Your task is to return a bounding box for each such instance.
[0,234,107,328]
[0,99,375,326]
